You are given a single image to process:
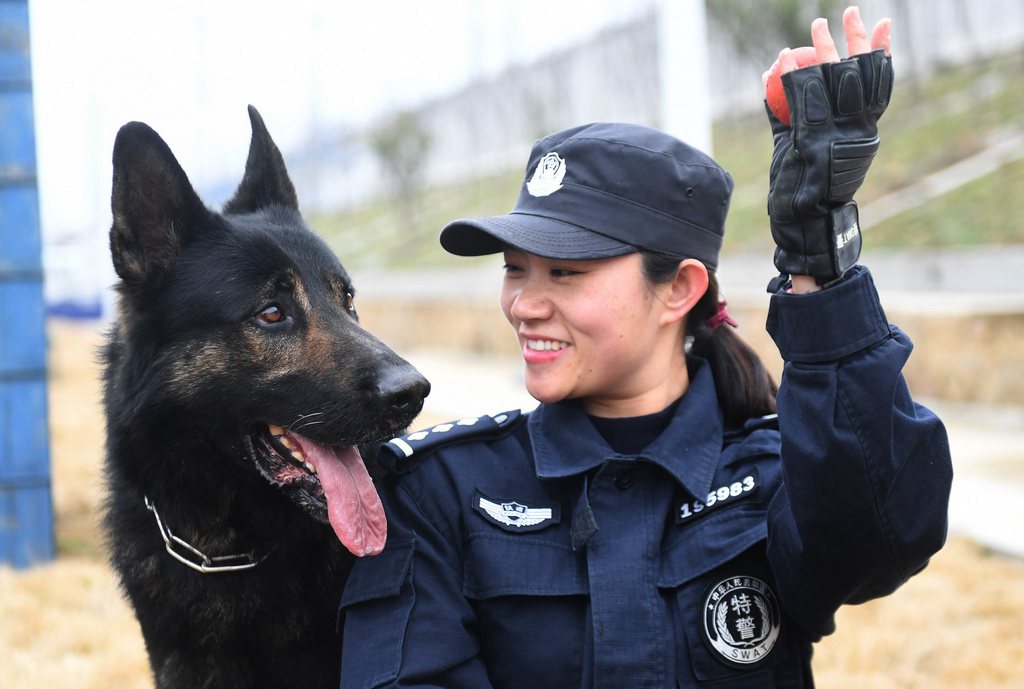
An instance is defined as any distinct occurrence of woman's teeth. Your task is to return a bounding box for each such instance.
[526,339,568,351]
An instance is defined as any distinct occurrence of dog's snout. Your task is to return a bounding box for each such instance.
[377,365,431,419]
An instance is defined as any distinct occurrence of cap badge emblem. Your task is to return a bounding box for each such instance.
[526,152,566,197]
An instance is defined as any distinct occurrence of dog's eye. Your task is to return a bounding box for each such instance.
[343,291,356,314]
[255,303,285,325]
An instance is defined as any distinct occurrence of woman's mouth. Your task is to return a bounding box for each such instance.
[523,338,571,363]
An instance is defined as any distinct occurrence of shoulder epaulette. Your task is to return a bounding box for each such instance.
[379,409,524,471]
[723,413,780,444]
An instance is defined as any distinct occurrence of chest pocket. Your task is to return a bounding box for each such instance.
[339,541,414,689]
[659,506,802,688]
[463,532,587,599]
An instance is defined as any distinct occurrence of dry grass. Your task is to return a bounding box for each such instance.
[2,321,1022,689]
[1,321,150,688]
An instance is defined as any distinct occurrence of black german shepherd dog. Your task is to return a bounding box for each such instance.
[102,106,429,689]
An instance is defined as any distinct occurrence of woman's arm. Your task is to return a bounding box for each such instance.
[760,7,952,638]
[765,266,952,638]
[340,475,495,689]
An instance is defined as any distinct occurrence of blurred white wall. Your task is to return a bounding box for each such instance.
[25,0,1024,318]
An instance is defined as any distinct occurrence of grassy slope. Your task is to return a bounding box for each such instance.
[718,48,1024,252]
[313,49,1024,268]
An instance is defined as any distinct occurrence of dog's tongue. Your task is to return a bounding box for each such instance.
[298,437,386,557]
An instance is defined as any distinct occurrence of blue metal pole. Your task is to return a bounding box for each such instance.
[0,0,55,568]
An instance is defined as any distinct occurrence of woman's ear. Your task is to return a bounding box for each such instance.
[658,259,709,326]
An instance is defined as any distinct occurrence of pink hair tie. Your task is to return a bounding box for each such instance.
[706,300,738,332]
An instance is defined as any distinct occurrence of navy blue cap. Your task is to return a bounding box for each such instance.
[440,122,733,270]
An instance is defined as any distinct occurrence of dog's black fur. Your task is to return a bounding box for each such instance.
[102,107,429,689]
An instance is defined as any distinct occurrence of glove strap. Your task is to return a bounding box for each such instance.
[828,201,862,283]
[766,201,862,291]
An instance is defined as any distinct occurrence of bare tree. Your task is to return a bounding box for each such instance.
[369,110,432,233]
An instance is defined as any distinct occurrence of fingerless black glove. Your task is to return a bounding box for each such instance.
[767,49,894,285]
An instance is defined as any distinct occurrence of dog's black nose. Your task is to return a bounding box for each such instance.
[377,366,431,420]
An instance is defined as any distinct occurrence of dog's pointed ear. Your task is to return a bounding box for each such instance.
[109,122,210,285]
[222,105,299,215]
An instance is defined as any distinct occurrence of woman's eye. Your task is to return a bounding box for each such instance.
[551,268,579,278]
[503,263,523,275]
[255,303,285,325]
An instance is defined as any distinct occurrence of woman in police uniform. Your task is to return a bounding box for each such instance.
[339,8,951,688]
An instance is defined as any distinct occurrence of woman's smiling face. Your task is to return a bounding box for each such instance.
[499,249,693,417]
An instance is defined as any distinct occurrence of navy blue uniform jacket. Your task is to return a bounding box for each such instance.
[338,267,952,688]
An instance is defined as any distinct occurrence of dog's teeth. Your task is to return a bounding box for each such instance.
[265,422,315,475]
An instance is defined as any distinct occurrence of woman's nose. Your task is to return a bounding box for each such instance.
[509,283,553,322]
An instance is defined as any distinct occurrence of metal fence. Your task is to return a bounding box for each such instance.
[0,0,55,568]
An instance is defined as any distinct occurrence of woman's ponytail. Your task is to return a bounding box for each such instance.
[642,252,777,427]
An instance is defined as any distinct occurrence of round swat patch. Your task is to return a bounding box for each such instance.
[703,575,781,667]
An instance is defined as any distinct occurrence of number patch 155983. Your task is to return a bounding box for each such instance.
[676,471,758,525]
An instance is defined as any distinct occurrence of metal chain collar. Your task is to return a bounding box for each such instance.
[144,496,266,574]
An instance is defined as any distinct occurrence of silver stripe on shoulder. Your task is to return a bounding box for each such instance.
[389,437,415,458]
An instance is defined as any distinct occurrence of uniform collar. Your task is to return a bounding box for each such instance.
[530,360,722,500]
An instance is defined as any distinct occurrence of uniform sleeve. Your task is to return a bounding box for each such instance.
[339,472,494,689]
[764,265,952,639]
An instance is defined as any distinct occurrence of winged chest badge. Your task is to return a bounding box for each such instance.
[473,490,561,532]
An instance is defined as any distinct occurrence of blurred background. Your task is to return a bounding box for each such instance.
[2,0,1023,686]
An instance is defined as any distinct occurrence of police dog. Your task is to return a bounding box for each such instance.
[102,106,429,689]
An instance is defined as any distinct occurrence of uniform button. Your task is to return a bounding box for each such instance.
[614,469,635,490]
